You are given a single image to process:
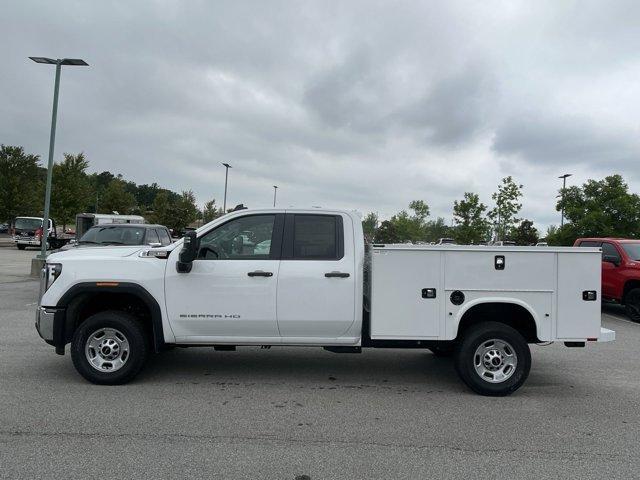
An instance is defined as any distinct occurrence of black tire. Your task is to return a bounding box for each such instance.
[428,344,455,357]
[454,321,531,396]
[624,288,640,323]
[17,244,26,250]
[71,310,149,385]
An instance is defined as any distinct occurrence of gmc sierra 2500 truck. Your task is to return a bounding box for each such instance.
[36,208,614,396]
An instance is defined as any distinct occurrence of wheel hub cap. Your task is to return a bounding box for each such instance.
[85,328,130,372]
[474,339,517,383]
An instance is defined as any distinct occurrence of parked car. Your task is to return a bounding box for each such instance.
[61,224,172,250]
[574,237,640,322]
[0,223,8,234]
[36,208,613,396]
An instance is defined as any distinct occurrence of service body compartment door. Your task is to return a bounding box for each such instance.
[556,251,601,340]
[370,249,441,339]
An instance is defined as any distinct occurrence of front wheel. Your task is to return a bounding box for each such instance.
[624,288,640,323]
[454,322,531,396]
[71,311,149,385]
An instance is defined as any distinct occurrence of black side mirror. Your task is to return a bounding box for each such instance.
[177,231,199,273]
[603,254,620,266]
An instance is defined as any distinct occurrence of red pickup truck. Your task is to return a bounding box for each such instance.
[574,238,640,321]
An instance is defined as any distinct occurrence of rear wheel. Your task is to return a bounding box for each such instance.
[71,310,148,385]
[624,288,640,323]
[454,321,531,396]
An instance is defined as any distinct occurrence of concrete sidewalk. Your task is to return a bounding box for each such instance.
[0,247,39,283]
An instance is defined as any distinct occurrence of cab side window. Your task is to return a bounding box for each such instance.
[146,228,160,245]
[282,214,344,260]
[602,242,621,263]
[157,228,172,246]
[198,215,276,260]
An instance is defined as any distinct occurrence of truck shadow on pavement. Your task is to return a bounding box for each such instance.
[137,347,464,391]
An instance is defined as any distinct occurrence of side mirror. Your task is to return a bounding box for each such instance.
[603,254,620,266]
[177,231,199,273]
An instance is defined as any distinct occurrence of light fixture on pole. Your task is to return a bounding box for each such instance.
[222,163,232,213]
[273,185,278,207]
[558,173,572,228]
[30,57,89,259]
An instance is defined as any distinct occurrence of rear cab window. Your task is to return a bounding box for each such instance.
[283,214,344,260]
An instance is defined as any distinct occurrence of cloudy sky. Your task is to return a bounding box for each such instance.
[2,1,639,229]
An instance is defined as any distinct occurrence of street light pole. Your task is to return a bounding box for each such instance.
[558,173,572,228]
[273,185,278,207]
[30,57,88,259]
[222,163,232,213]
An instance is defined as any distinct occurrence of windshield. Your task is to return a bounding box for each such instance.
[15,218,42,230]
[621,243,640,261]
[80,226,146,245]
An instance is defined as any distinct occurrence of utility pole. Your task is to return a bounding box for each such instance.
[222,163,232,213]
[558,174,572,228]
[273,185,278,207]
[29,57,88,259]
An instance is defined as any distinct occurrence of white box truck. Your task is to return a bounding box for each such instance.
[35,208,614,395]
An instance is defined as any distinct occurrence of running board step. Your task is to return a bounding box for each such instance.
[323,346,362,354]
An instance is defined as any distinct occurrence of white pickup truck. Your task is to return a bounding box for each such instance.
[36,208,614,396]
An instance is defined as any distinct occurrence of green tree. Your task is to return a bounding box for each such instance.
[151,190,198,233]
[424,217,453,243]
[50,153,91,230]
[375,220,400,243]
[510,219,539,245]
[0,145,43,222]
[452,192,490,244]
[100,177,136,214]
[551,174,640,245]
[202,199,221,223]
[488,176,523,241]
[362,212,379,243]
[388,200,430,242]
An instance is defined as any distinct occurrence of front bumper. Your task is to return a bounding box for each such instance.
[35,307,57,342]
[16,237,40,246]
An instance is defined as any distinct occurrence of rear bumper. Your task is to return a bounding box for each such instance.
[597,327,615,342]
[16,238,41,246]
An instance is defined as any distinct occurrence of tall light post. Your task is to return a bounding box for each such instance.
[273,185,278,207]
[222,163,232,213]
[558,173,572,228]
[30,57,89,259]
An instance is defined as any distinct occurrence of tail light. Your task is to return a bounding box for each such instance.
[35,227,43,239]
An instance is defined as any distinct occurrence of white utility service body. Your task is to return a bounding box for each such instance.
[36,208,614,395]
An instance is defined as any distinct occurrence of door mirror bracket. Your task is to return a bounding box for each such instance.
[177,231,200,273]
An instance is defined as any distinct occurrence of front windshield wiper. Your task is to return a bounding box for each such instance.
[101,241,126,245]
[78,240,101,244]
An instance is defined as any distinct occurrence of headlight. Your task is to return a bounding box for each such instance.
[42,263,62,292]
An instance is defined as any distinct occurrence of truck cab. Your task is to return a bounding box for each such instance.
[13,216,55,250]
[574,237,640,321]
[35,208,614,396]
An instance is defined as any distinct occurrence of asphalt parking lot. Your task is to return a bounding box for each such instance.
[1,246,639,479]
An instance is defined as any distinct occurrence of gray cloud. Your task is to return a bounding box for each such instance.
[2,0,639,230]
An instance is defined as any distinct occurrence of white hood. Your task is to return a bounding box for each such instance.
[47,246,144,261]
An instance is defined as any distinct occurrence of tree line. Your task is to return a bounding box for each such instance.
[2,144,638,244]
[0,145,224,233]
[363,174,640,246]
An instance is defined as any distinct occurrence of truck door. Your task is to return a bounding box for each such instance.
[276,213,356,338]
[601,242,624,299]
[165,213,284,340]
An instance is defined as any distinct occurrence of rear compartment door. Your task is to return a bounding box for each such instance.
[370,249,441,339]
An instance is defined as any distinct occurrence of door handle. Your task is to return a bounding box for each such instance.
[325,271,350,278]
[247,271,273,277]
